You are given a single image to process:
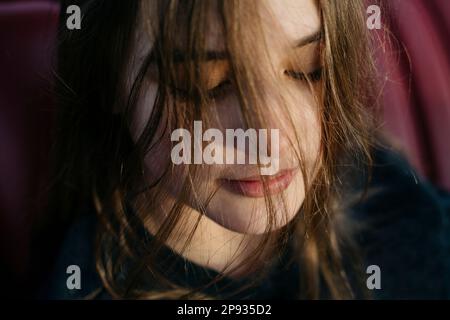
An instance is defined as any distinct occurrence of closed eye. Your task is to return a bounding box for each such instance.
[170,67,322,101]
[285,67,323,82]
[205,79,233,100]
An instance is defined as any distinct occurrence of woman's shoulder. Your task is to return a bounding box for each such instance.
[350,145,450,299]
[41,213,104,299]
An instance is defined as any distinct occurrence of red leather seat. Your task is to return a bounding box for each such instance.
[0,0,449,296]
[379,0,450,190]
[0,0,59,295]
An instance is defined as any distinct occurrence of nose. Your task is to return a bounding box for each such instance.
[254,92,296,159]
[212,80,299,163]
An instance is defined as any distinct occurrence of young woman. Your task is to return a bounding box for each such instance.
[44,0,450,299]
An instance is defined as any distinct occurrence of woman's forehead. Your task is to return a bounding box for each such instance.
[264,0,321,45]
[203,0,321,53]
[135,0,321,59]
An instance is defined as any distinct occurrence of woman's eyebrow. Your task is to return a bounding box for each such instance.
[294,29,323,48]
[151,30,323,63]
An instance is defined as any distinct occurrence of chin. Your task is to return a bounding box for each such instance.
[204,175,305,235]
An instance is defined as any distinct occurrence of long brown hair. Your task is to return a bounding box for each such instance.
[49,0,380,299]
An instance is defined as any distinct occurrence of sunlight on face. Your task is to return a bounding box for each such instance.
[129,0,322,235]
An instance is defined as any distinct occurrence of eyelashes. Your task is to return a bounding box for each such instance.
[169,67,323,102]
[284,67,323,83]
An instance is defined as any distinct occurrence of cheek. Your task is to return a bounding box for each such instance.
[296,86,321,148]
[301,102,321,164]
[131,84,202,200]
[129,83,176,185]
[276,84,322,170]
[129,82,158,142]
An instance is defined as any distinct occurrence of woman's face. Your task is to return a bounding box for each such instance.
[129,0,322,234]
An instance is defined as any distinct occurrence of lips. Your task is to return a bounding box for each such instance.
[221,169,298,198]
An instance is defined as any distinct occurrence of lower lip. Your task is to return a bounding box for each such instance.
[221,169,298,198]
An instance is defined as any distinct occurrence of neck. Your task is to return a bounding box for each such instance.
[135,194,276,279]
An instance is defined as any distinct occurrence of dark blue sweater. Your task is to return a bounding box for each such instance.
[42,147,450,299]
